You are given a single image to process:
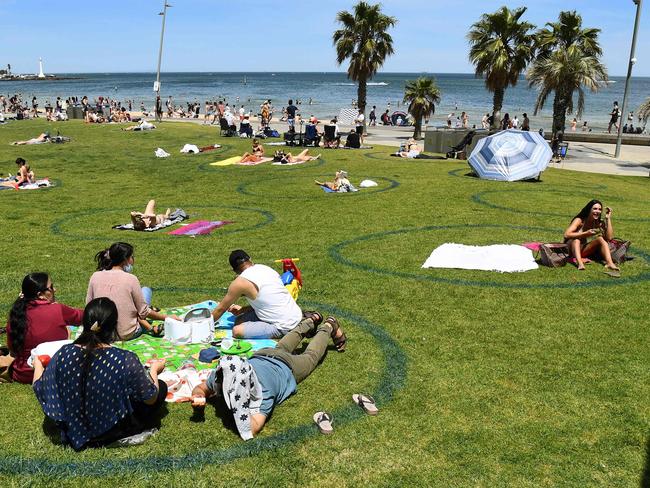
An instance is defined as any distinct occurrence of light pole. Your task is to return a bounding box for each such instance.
[154,1,172,122]
[615,0,642,158]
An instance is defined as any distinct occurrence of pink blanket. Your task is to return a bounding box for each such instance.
[168,220,234,236]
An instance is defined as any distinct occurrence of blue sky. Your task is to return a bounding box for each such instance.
[1,0,648,76]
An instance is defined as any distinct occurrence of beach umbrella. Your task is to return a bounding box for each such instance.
[468,129,552,182]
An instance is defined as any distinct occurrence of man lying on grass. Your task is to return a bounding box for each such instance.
[190,314,345,439]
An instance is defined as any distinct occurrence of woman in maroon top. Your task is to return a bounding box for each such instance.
[6,273,83,383]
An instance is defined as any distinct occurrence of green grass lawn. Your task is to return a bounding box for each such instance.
[0,119,648,487]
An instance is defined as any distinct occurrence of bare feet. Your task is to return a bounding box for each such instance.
[605,264,620,271]
[577,264,585,271]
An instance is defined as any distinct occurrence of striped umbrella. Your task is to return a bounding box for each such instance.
[468,130,552,181]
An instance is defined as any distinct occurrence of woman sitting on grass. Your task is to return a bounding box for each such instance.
[314,170,356,192]
[239,139,265,163]
[33,297,168,451]
[86,242,178,339]
[1,158,35,188]
[564,199,619,271]
[6,273,83,383]
[130,199,171,231]
[397,139,422,158]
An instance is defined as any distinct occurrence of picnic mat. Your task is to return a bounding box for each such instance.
[168,220,234,236]
[113,213,188,232]
[210,156,242,166]
[69,300,276,371]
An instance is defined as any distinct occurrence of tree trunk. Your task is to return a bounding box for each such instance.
[491,87,504,130]
[413,116,422,140]
[357,75,367,129]
[552,87,570,134]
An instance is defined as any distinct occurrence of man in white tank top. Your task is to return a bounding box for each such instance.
[210,250,304,338]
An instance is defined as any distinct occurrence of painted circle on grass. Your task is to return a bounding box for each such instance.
[50,205,275,241]
[329,224,650,289]
[0,300,405,477]
[198,153,326,172]
[447,168,609,191]
[472,188,649,222]
[237,174,399,200]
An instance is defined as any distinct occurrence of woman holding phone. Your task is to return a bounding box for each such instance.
[564,199,619,271]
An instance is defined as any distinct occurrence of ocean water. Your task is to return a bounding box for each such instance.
[1,72,649,130]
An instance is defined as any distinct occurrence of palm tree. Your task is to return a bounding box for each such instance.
[638,97,650,128]
[527,11,607,134]
[468,6,536,129]
[333,1,397,122]
[403,77,441,140]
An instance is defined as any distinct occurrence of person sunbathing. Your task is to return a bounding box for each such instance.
[11,133,50,145]
[130,200,171,231]
[564,199,619,271]
[239,139,265,163]
[279,149,321,164]
[398,138,422,158]
[314,170,356,192]
[122,120,156,131]
[1,158,35,188]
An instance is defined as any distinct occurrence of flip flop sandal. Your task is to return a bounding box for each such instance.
[313,411,334,434]
[353,394,379,415]
[324,316,347,352]
[604,269,621,278]
[303,311,323,337]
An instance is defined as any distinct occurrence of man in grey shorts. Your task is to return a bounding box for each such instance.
[210,250,304,339]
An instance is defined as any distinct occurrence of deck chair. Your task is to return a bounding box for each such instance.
[219,118,236,137]
[323,125,340,148]
[446,130,476,159]
[303,124,321,147]
[284,131,302,146]
[239,122,253,138]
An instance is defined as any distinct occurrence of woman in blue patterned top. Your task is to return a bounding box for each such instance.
[32,297,168,450]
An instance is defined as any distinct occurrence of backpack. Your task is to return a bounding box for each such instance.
[539,243,570,267]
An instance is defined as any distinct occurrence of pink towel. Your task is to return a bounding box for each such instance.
[168,220,234,236]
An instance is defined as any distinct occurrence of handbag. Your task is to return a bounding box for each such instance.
[608,238,631,264]
[539,243,570,267]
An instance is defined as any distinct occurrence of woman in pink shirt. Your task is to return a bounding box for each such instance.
[86,242,177,340]
[6,272,83,383]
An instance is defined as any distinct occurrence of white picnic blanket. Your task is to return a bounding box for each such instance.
[155,147,170,158]
[422,243,539,273]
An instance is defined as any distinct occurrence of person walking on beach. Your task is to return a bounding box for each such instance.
[512,115,519,129]
[481,113,489,130]
[521,113,530,131]
[607,101,620,133]
[461,112,469,129]
[447,112,454,129]
[369,106,377,126]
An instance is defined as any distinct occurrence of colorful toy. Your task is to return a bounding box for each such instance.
[275,258,302,300]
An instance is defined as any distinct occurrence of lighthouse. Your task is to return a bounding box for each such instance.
[38,57,45,78]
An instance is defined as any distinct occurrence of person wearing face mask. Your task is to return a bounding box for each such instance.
[86,242,178,339]
[6,273,83,383]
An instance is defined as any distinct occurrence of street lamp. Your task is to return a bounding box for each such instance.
[154,1,172,122]
[615,0,643,158]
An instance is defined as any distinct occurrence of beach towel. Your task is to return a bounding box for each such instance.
[272,160,307,166]
[236,157,274,166]
[0,177,52,191]
[113,211,188,231]
[155,148,170,158]
[422,243,539,273]
[265,142,288,146]
[168,220,234,236]
[319,185,335,193]
[210,156,242,166]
